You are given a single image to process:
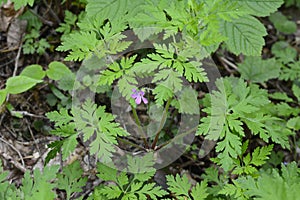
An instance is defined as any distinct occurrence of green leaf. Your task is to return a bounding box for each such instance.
[61,134,78,160]
[21,165,59,200]
[153,85,174,105]
[250,145,273,166]
[45,141,63,166]
[46,108,73,127]
[287,117,300,130]
[269,12,297,34]
[86,0,128,19]
[46,61,73,81]
[271,41,297,64]
[232,144,273,175]
[132,182,167,200]
[292,84,300,102]
[222,16,267,56]
[0,89,7,105]
[197,77,284,171]
[191,180,209,200]
[73,99,129,162]
[238,57,280,83]
[176,87,199,114]
[280,61,300,81]
[238,162,300,200]
[56,31,100,61]
[13,0,35,10]
[127,153,156,181]
[269,92,293,102]
[57,160,88,200]
[234,0,284,17]
[20,64,45,80]
[166,174,190,197]
[183,61,208,82]
[6,76,42,94]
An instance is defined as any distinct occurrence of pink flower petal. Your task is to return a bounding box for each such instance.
[142,97,148,104]
[135,96,142,104]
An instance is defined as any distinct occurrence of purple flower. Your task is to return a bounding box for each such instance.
[131,89,148,105]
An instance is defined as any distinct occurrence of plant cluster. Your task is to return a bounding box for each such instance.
[0,0,300,199]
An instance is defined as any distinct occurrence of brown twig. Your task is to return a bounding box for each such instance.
[5,44,22,103]
[219,56,238,74]
[26,120,42,160]
[0,136,26,170]
[0,151,26,173]
[42,0,61,24]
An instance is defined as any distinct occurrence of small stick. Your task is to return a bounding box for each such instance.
[0,151,27,173]
[0,136,26,169]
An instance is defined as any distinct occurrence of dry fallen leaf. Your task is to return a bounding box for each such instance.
[7,18,27,48]
[0,0,24,32]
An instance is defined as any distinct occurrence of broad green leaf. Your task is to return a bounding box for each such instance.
[271,41,297,64]
[6,76,42,94]
[20,64,45,80]
[0,89,7,105]
[238,57,280,83]
[13,0,35,10]
[269,12,297,34]
[222,16,267,56]
[234,0,284,17]
[46,61,72,80]
[86,0,128,19]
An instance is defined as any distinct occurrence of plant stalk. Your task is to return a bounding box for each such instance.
[151,98,172,149]
[131,105,149,148]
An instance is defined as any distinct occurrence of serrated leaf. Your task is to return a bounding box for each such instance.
[292,84,300,102]
[271,41,297,64]
[57,160,87,200]
[13,0,35,10]
[238,57,280,83]
[56,31,100,61]
[153,84,174,105]
[46,108,73,127]
[251,145,273,166]
[21,165,59,200]
[73,99,129,162]
[287,117,300,130]
[269,92,293,102]
[191,180,209,200]
[222,16,267,56]
[86,0,128,20]
[234,0,284,17]
[45,141,63,166]
[61,134,77,160]
[166,174,190,197]
[269,12,297,34]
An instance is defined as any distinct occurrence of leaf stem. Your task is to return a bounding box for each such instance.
[117,137,147,152]
[155,126,198,151]
[151,98,172,149]
[131,105,149,148]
